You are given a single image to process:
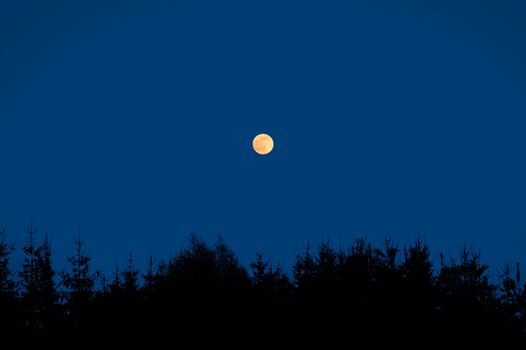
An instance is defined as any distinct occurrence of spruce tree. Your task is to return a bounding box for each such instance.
[0,229,16,332]
[19,219,57,331]
[62,237,96,304]
[0,229,14,296]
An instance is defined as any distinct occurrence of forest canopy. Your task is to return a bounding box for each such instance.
[0,227,524,347]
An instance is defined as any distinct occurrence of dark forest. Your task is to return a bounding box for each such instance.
[0,224,524,347]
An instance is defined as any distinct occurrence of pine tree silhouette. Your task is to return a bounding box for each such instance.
[0,229,17,336]
[122,253,139,296]
[0,224,524,346]
[61,235,97,332]
[142,254,156,294]
[0,229,15,296]
[19,217,57,333]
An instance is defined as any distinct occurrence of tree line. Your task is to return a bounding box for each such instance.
[0,223,524,347]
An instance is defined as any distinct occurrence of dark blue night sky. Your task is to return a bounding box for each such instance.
[1,0,525,273]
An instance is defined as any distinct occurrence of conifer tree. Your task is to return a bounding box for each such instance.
[0,229,14,296]
[62,237,96,305]
[19,218,57,330]
[0,229,16,332]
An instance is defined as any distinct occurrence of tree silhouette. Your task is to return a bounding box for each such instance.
[0,223,524,346]
[61,236,96,331]
[293,243,316,295]
[250,252,291,306]
[399,237,434,340]
[19,218,39,329]
[500,262,520,309]
[0,229,17,335]
[19,219,57,333]
[0,229,15,296]
[108,266,122,294]
[121,254,139,297]
[35,233,58,320]
[142,254,156,294]
[62,237,96,304]
[436,247,501,346]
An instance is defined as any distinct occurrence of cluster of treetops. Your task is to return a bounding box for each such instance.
[0,221,524,347]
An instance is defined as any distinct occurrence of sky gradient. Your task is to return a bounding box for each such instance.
[1,0,525,273]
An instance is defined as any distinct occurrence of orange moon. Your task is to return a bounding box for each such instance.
[252,134,274,155]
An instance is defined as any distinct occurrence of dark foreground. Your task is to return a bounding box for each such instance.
[0,230,524,346]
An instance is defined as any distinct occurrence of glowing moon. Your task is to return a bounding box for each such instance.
[252,133,274,155]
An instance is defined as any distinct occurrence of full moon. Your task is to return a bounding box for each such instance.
[252,133,274,155]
